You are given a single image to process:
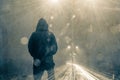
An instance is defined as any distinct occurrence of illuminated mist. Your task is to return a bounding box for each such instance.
[0,0,120,80]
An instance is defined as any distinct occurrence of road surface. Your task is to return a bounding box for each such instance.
[11,63,112,80]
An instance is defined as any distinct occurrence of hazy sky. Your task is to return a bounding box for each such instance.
[1,0,120,76]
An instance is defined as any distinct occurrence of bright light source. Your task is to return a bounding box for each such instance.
[20,37,28,45]
[51,0,59,3]
[67,45,71,49]
[76,46,79,49]
[39,0,63,17]
[72,14,76,19]
[50,16,54,20]
[85,0,98,6]
[86,0,97,2]
[86,0,97,3]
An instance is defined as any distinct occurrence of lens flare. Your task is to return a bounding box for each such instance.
[20,37,28,45]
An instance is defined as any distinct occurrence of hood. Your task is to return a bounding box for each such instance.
[36,18,48,32]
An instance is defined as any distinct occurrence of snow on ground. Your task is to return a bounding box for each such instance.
[10,63,112,80]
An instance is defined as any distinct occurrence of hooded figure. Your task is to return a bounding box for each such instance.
[28,18,58,80]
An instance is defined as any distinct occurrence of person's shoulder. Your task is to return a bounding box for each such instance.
[32,31,40,35]
[48,31,54,36]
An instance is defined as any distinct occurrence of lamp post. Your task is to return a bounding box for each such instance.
[71,0,76,80]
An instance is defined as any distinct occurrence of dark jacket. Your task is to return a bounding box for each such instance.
[28,18,58,70]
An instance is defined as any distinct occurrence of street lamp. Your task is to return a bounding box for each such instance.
[75,46,79,49]
[67,45,71,50]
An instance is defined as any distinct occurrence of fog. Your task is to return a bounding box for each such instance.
[0,0,120,79]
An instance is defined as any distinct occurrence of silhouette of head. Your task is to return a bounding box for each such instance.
[36,18,48,31]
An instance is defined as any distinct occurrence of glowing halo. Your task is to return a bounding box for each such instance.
[86,0,98,4]
[20,37,28,45]
[51,0,59,4]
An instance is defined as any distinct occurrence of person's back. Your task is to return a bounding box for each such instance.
[28,18,58,80]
